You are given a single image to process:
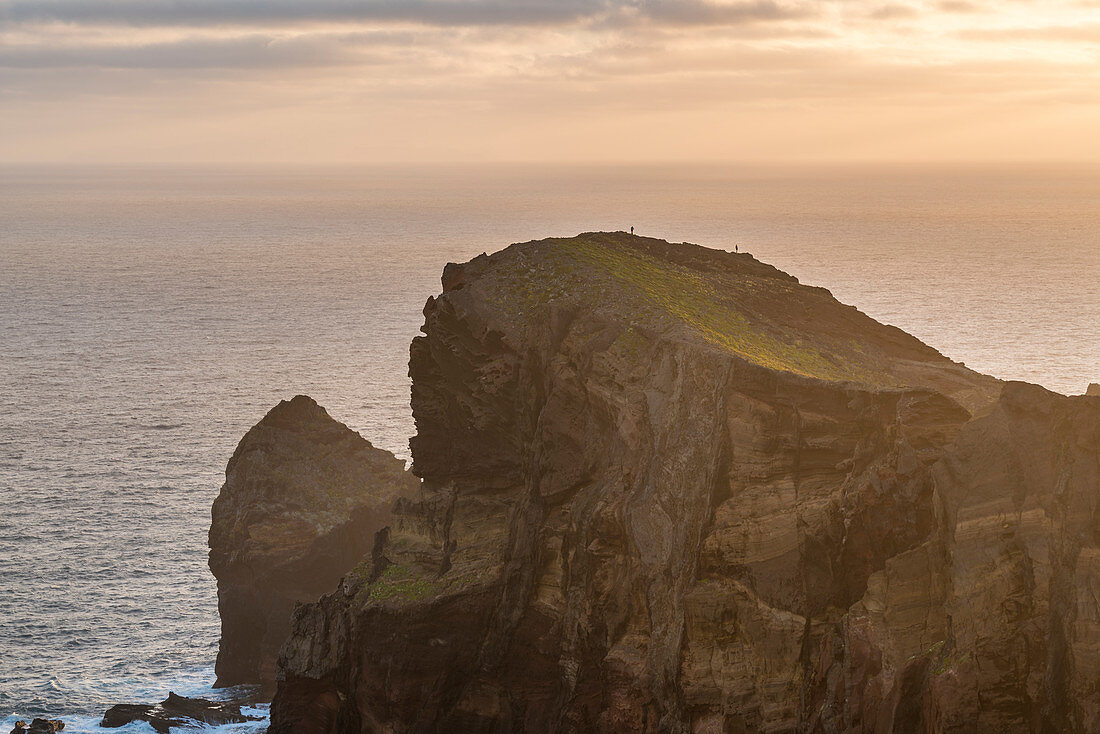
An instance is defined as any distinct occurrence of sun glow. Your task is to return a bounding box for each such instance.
[3,0,1100,163]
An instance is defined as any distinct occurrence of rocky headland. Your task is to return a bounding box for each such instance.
[208,395,419,694]
[208,232,1097,733]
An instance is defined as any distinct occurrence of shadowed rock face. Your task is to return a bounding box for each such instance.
[809,382,1100,733]
[208,395,419,694]
[264,233,1097,733]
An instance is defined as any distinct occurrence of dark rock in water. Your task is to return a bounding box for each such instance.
[13,720,64,734]
[101,692,260,733]
[99,704,154,728]
[1087,382,1099,396]
[209,394,419,694]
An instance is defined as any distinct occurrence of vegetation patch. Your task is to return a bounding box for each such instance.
[364,564,443,603]
[933,649,971,676]
[902,639,970,676]
[554,237,884,384]
[351,562,484,608]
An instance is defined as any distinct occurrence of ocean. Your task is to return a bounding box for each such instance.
[2,164,1098,732]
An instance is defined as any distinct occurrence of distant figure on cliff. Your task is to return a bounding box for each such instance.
[630,226,634,235]
[735,245,739,252]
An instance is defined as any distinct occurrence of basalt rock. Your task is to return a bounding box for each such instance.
[209,395,419,694]
[100,692,261,733]
[29,723,63,734]
[265,232,1098,733]
[9,721,64,734]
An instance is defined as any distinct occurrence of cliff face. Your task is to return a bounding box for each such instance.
[266,233,1100,733]
[208,395,418,694]
[816,382,1100,733]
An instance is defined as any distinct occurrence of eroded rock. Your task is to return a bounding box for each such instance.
[208,395,419,693]
[9,721,64,734]
[101,692,260,733]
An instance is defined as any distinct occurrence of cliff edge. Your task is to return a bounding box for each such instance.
[208,395,418,694]
[266,233,1099,732]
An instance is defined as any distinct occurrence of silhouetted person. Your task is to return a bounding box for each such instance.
[630,226,634,235]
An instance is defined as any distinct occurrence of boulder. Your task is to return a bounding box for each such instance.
[208,395,419,693]
[12,720,64,734]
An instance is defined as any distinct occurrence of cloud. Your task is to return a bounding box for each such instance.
[0,31,430,69]
[0,35,341,69]
[0,0,821,72]
[866,4,921,20]
[936,0,981,12]
[4,0,1100,163]
[0,0,596,27]
[0,0,811,29]
[635,0,811,24]
[959,23,1100,41]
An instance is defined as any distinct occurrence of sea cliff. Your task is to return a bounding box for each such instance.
[253,233,1098,732]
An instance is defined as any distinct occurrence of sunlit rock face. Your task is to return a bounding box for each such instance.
[263,233,1099,733]
[208,395,418,695]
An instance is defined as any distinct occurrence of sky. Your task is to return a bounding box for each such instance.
[3,0,1100,164]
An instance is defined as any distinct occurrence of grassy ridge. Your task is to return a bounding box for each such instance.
[486,234,885,384]
[565,238,879,382]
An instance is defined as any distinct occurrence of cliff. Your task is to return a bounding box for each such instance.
[208,395,418,694]
[807,381,1100,731]
[266,233,1096,732]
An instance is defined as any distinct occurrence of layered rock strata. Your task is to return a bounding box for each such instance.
[209,395,418,693]
[268,233,1096,732]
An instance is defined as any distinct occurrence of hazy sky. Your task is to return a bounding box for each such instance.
[3,0,1100,164]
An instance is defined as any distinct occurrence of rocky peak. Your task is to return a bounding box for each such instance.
[265,234,1099,733]
[208,395,418,694]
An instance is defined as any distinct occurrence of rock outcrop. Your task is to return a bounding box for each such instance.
[100,693,261,733]
[267,233,1097,733]
[9,720,64,734]
[209,395,419,693]
[1087,383,1099,397]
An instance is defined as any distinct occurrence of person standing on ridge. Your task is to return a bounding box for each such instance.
[630,226,634,235]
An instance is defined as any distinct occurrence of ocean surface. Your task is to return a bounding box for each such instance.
[2,164,1098,732]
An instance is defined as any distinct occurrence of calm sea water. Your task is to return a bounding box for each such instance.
[2,165,1098,731]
